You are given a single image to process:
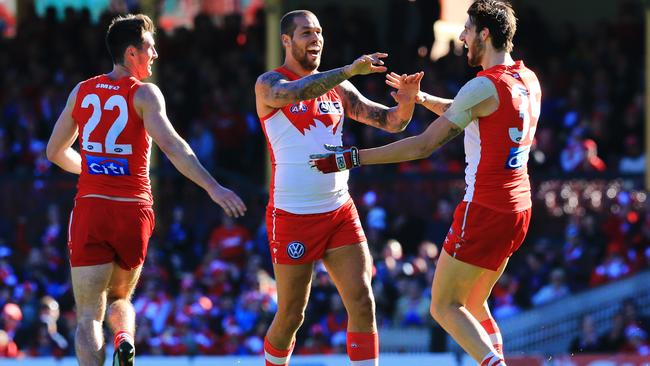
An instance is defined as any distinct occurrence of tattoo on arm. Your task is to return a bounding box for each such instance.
[340,83,390,129]
[261,67,351,103]
[436,125,463,149]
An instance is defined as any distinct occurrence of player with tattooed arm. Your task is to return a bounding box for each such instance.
[255,9,422,366]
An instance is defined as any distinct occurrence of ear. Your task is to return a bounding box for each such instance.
[281,34,291,48]
[125,45,137,59]
[480,28,490,41]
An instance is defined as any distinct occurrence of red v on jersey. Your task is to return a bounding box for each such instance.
[273,66,344,135]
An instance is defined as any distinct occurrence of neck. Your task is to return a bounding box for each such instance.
[282,57,317,78]
[481,49,514,70]
[106,63,139,80]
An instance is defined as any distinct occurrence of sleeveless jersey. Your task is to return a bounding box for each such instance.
[260,66,349,214]
[71,75,153,202]
[463,61,541,212]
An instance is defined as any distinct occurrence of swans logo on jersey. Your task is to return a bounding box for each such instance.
[317,101,342,115]
[287,241,305,259]
[86,155,130,176]
[290,103,308,114]
[505,146,530,170]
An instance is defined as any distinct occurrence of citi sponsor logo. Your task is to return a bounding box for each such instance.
[95,83,120,90]
[317,101,342,115]
[86,155,130,176]
[289,103,308,114]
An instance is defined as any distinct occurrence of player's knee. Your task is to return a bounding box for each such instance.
[276,311,305,331]
[429,297,457,321]
[347,291,375,317]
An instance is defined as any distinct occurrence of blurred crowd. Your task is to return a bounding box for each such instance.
[0,0,648,358]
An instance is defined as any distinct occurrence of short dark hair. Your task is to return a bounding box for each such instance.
[467,0,517,52]
[280,10,315,37]
[105,14,155,65]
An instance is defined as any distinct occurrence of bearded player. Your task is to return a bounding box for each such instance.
[255,9,422,366]
[310,1,540,365]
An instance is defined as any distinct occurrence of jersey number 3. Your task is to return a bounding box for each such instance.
[80,94,132,155]
[505,85,535,169]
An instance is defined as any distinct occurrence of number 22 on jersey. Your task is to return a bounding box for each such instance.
[80,93,132,155]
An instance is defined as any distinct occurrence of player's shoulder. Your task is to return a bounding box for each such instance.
[133,82,163,102]
[458,76,497,97]
[255,70,287,88]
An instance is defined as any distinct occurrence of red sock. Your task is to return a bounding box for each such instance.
[347,332,378,365]
[481,351,506,366]
[264,337,294,366]
[480,318,503,356]
[113,330,133,349]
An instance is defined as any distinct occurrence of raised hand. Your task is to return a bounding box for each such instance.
[309,144,361,174]
[346,52,389,76]
[207,184,247,218]
[386,71,426,104]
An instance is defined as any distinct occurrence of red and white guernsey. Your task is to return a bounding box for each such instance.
[464,61,541,212]
[260,67,349,214]
[71,75,153,202]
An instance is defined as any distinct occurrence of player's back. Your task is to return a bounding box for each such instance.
[72,75,152,202]
[463,61,541,213]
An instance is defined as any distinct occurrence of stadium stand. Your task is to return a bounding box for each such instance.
[0,0,647,360]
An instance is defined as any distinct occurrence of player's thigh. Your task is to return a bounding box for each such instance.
[272,262,315,314]
[107,263,143,301]
[322,243,373,305]
[431,250,487,307]
[465,258,509,314]
[111,204,154,271]
[71,263,113,319]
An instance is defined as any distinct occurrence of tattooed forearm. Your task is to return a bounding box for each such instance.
[367,108,389,128]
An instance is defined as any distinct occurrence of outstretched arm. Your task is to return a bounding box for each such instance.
[310,76,498,173]
[360,116,462,164]
[362,76,497,164]
[136,83,247,217]
[46,84,82,174]
[255,52,388,109]
[385,72,453,116]
[337,72,423,133]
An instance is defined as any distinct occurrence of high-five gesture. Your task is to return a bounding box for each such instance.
[386,71,426,104]
[345,52,389,76]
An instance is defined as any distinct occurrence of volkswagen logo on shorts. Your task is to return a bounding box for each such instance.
[287,241,305,259]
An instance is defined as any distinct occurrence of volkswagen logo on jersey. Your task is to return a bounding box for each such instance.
[287,241,306,259]
[317,101,342,115]
[290,103,308,114]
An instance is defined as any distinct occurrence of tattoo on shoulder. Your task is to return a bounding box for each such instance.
[258,72,291,100]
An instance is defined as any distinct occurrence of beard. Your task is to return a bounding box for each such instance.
[291,41,320,71]
[467,37,485,67]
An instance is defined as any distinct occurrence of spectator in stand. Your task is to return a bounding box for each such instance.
[531,268,570,306]
[0,329,18,358]
[393,280,429,327]
[207,215,251,268]
[569,315,601,354]
[619,135,645,174]
[580,139,606,172]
